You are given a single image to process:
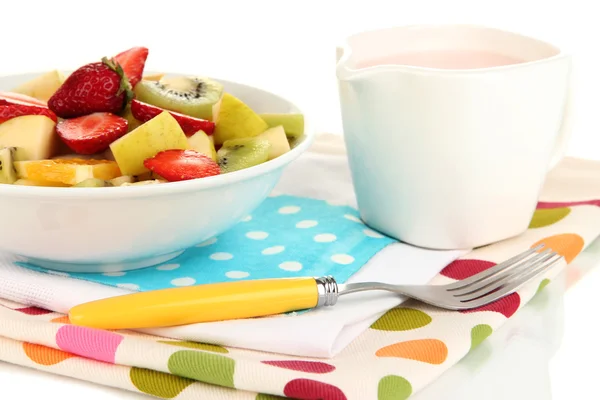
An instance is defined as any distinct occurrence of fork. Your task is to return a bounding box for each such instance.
[69,244,564,330]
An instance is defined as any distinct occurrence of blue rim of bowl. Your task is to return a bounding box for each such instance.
[0,75,315,199]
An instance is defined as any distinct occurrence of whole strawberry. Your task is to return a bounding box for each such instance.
[48,57,133,118]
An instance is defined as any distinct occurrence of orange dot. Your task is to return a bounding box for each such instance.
[375,339,448,364]
[23,342,74,366]
[51,315,70,324]
[532,233,584,263]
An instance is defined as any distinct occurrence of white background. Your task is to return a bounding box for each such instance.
[1,0,599,398]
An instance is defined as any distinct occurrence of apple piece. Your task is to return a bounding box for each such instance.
[188,130,217,161]
[256,125,290,160]
[109,111,189,176]
[11,70,66,102]
[259,113,304,139]
[143,73,165,81]
[213,93,269,145]
[0,115,58,160]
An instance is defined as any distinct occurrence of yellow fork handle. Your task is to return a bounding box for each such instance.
[68,277,319,330]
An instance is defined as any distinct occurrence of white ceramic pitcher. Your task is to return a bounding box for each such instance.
[336,25,572,250]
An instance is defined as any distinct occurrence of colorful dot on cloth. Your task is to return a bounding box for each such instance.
[461,292,520,318]
[262,246,285,255]
[56,325,124,364]
[14,306,52,315]
[168,350,235,388]
[246,231,269,240]
[375,339,448,364]
[255,394,284,400]
[261,360,335,373]
[343,214,362,223]
[314,233,337,243]
[279,261,302,272]
[278,206,300,214]
[283,379,347,400]
[528,207,571,228]
[23,342,74,366]
[226,271,250,279]
[371,308,432,331]
[532,233,584,263]
[331,254,354,265]
[103,271,126,277]
[537,199,600,209]
[171,277,196,286]
[441,259,495,280]
[157,264,180,271]
[51,315,70,324]
[378,375,412,400]
[158,341,229,353]
[210,252,233,261]
[196,237,217,247]
[536,279,551,294]
[117,283,140,291]
[363,229,384,238]
[470,324,493,351]
[296,220,318,228]
[130,367,194,399]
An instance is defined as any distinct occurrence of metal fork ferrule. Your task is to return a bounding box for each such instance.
[315,276,339,307]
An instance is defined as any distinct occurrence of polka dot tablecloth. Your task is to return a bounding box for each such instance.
[2,157,600,400]
[20,195,394,292]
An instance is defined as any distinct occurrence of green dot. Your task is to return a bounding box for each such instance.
[130,367,193,398]
[371,308,432,331]
[378,375,412,400]
[470,324,493,351]
[158,340,229,353]
[256,394,286,399]
[536,279,551,294]
[528,208,571,228]
[168,350,235,388]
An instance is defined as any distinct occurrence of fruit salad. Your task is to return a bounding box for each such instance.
[0,47,304,187]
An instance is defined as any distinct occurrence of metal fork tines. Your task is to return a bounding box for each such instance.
[335,244,564,310]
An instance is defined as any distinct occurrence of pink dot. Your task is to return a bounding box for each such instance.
[537,199,600,209]
[56,325,124,364]
[440,259,495,280]
[262,360,335,374]
[460,292,521,318]
[284,379,347,400]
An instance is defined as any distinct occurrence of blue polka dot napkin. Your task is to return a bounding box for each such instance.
[22,194,395,292]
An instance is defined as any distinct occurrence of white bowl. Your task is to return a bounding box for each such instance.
[0,72,314,273]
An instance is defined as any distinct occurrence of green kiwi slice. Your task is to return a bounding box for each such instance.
[0,147,18,184]
[134,76,223,120]
[217,137,271,173]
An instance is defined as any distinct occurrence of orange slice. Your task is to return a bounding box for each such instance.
[14,159,121,185]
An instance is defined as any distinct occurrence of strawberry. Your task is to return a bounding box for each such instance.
[131,99,215,135]
[114,47,149,88]
[0,104,57,124]
[0,91,48,107]
[143,149,220,182]
[48,57,133,118]
[56,112,128,155]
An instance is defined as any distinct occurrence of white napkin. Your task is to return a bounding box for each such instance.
[0,133,465,358]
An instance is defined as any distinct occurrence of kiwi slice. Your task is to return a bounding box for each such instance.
[0,147,19,184]
[217,137,271,173]
[134,76,223,120]
[73,178,113,187]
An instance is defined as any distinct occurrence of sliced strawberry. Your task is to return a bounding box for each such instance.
[131,99,215,135]
[0,104,57,124]
[48,58,133,118]
[0,91,48,107]
[56,112,128,155]
[114,47,149,88]
[143,149,220,182]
